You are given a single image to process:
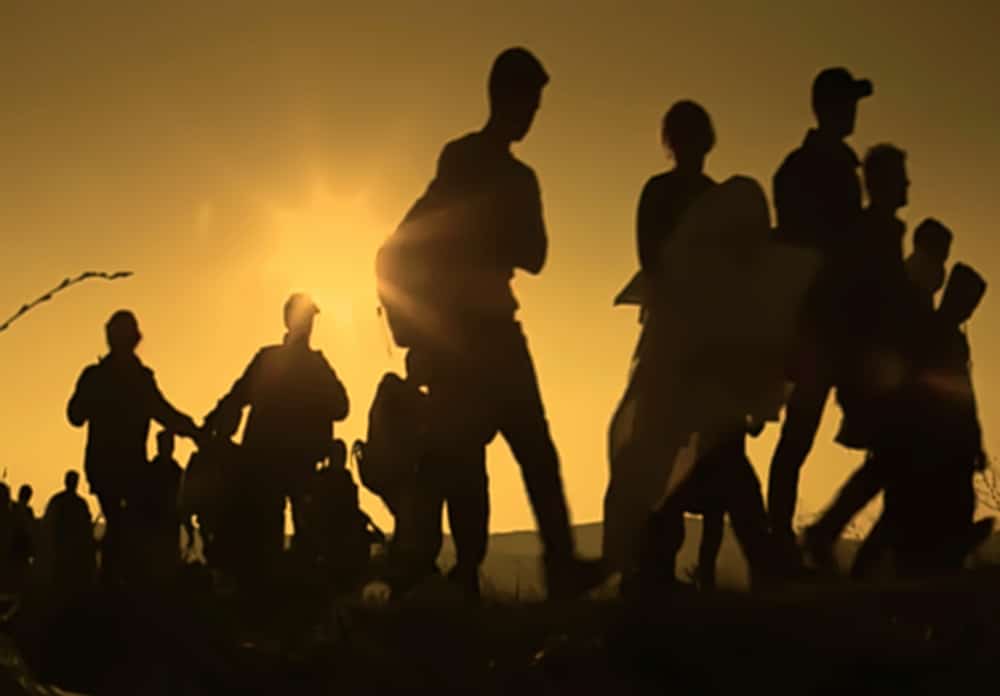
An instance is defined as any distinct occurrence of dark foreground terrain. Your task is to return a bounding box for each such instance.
[3,563,1000,695]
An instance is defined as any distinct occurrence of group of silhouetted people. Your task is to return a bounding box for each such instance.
[602,62,991,596]
[49,47,992,612]
[0,472,94,599]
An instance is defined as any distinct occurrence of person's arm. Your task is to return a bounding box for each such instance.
[636,180,659,274]
[145,369,199,439]
[504,169,547,275]
[205,352,261,437]
[66,366,96,427]
[314,352,350,421]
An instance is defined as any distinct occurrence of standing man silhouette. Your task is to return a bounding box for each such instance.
[767,67,873,561]
[67,310,200,585]
[378,47,605,599]
[205,293,349,577]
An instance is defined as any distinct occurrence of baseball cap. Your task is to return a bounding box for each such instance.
[812,67,873,106]
[284,292,320,328]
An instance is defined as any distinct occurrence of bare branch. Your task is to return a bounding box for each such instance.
[0,271,134,334]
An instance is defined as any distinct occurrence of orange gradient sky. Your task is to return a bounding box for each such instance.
[3,2,999,535]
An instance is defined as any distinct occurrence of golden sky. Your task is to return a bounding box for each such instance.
[3,2,999,535]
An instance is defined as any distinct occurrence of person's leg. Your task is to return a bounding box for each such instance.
[804,453,885,567]
[698,508,724,591]
[850,513,890,581]
[490,325,606,598]
[602,374,687,577]
[96,492,124,585]
[714,436,781,589]
[387,470,445,595]
[442,448,489,602]
[634,497,688,594]
[767,370,832,546]
[495,344,572,560]
[631,434,729,596]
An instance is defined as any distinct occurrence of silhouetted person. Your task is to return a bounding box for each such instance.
[637,101,717,297]
[869,263,987,577]
[605,100,725,583]
[135,430,184,579]
[204,293,349,578]
[377,47,605,600]
[637,434,778,595]
[180,425,243,573]
[12,484,38,575]
[906,218,953,309]
[42,471,96,593]
[299,440,382,589]
[767,67,873,558]
[802,144,917,568]
[692,501,725,591]
[67,310,200,585]
[0,484,13,590]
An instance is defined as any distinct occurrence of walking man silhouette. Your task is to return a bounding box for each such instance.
[377,47,606,599]
[767,67,873,561]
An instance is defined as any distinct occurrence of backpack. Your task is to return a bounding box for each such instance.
[376,186,471,350]
[355,372,427,511]
[304,457,385,584]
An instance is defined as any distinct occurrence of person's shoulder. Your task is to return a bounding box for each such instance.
[644,171,674,188]
[131,357,156,381]
[306,348,342,375]
[439,132,480,163]
[775,145,807,177]
[639,171,676,199]
[77,361,103,381]
[253,344,283,361]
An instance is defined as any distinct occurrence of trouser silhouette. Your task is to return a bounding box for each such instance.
[390,448,489,596]
[398,321,577,586]
[873,447,977,578]
[96,492,129,583]
[768,356,834,542]
[641,432,774,587]
[808,453,885,547]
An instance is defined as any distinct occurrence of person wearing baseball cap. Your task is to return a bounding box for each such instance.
[204,292,349,585]
[766,66,873,567]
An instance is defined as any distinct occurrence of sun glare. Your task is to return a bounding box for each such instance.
[261,176,390,334]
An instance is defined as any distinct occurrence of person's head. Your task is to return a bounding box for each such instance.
[939,263,987,326]
[913,218,953,264]
[661,100,715,170]
[64,470,80,493]
[283,293,320,342]
[105,310,142,355]
[17,484,31,506]
[863,144,908,211]
[812,67,872,138]
[0,484,9,507]
[156,430,175,458]
[487,47,549,143]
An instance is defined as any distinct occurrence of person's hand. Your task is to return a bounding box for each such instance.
[975,449,990,472]
[192,424,213,450]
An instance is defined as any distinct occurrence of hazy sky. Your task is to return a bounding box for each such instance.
[3,2,999,535]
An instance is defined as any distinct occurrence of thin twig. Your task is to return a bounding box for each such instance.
[0,271,134,334]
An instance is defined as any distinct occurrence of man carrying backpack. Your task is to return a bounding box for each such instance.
[204,293,350,580]
[376,47,606,600]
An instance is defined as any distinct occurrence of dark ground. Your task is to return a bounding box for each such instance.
[4,563,1000,695]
